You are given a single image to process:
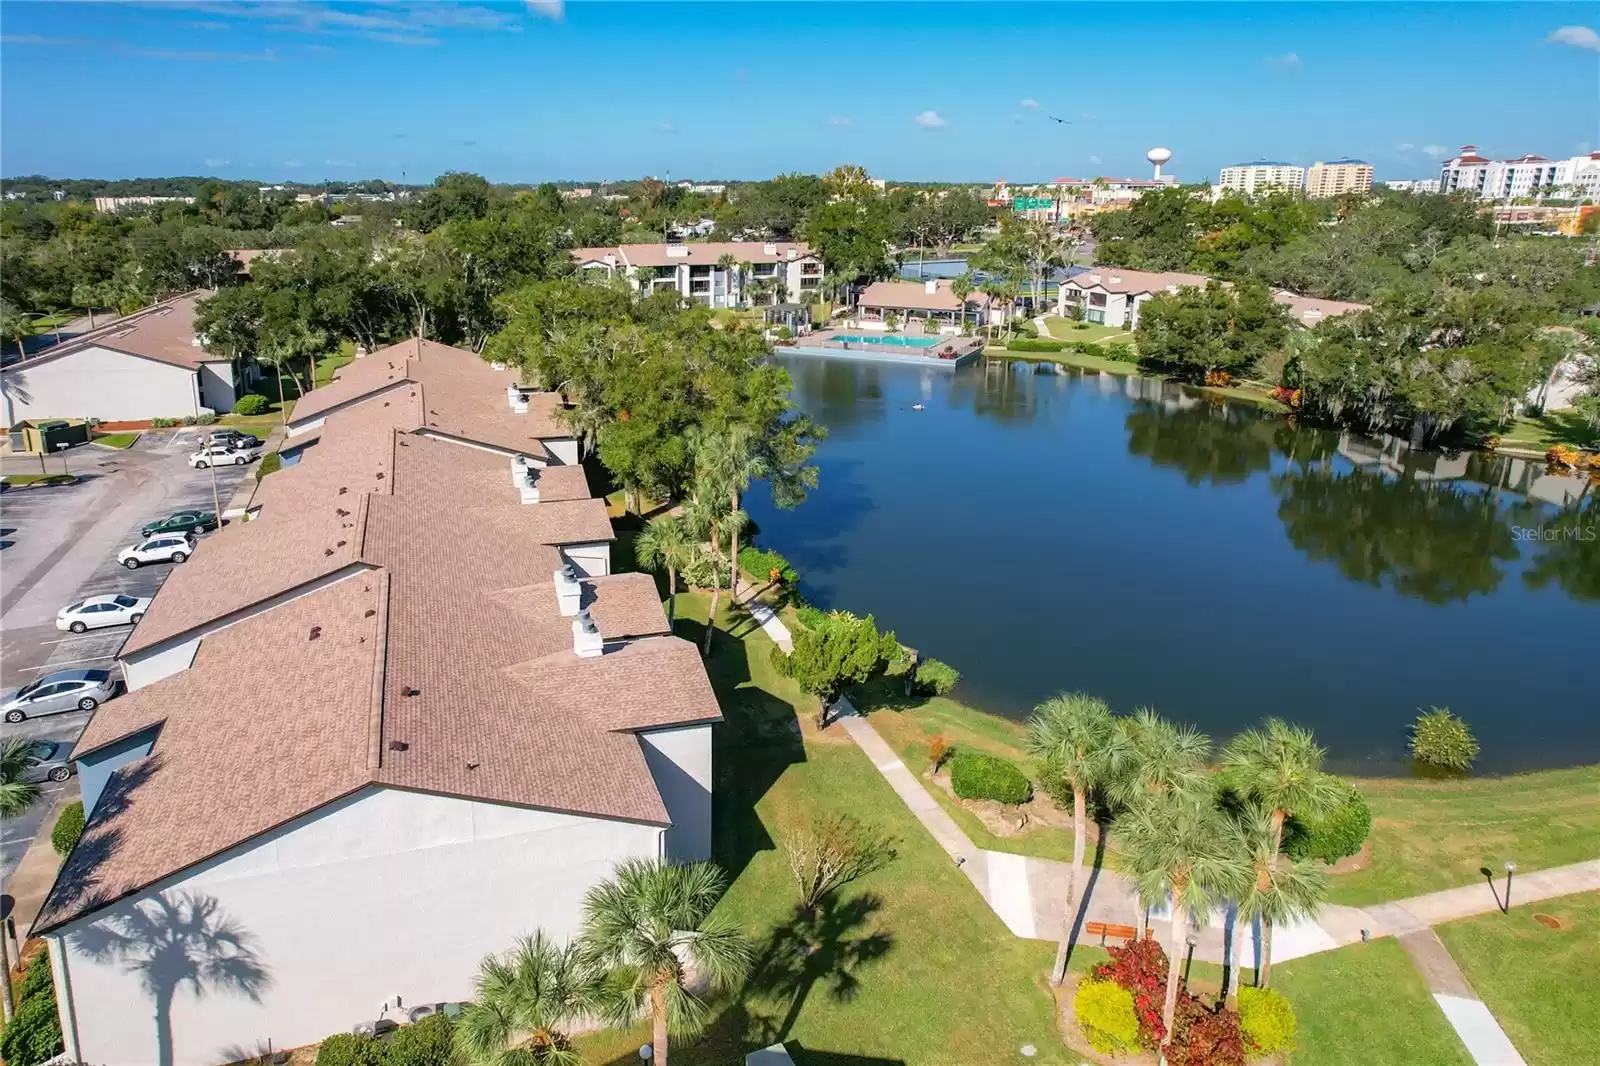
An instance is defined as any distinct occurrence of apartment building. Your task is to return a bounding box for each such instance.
[1305,159,1374,198]
[34,339,721,1066]
[1058,268,1367,330]
[571,241,824,308]
[1217,161,1306,197]
[92,195,195,213]
[1384,178,1442,194]
[1438,146,1600,200]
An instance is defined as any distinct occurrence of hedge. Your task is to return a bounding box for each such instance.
[314,1015,455,1066]
[232,393,271,416]
[738,545,797,585]
[949,750,1032,804]
[1006,337,1067,352]
[52,801,85,856]
[256,451,283,479]
[1238,986,1296,1055]
[1,955,63,1066]
[1284,779,1371,864]
[1075,977,1140,1054]
[913,658,961,696]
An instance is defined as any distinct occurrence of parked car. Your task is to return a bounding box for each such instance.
[140,509,218,537]
[18,740,77,782]
[56,594,151,633]
[118,532,195,569]
[189,443,260,468]
[2,669,117,722]
[207,430,262,450]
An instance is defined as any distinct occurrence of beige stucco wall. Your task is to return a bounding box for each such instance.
[2,346,200,424]
[52,786,663,1066]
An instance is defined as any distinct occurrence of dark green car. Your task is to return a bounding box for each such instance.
[140,510,218,537]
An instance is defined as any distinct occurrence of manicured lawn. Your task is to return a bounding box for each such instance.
[221,344,357,433]
[1435,891,1600,1066]
[1040,317,1129,344]
[1,473,76,487]
[1498,410,1596,451]
[91,432,139,449]
[1327,764,1600,906]
[1274,940,1472,1066]
[577,592,1074,1065]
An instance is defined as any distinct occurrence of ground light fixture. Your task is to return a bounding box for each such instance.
[638,1045,653,1061]
[1504,860,1516,912]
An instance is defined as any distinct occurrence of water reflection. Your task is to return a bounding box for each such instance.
[1126,402,1278,486]
[1521,497,1600,601]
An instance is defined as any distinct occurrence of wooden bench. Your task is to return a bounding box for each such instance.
[1083,921,1141,946]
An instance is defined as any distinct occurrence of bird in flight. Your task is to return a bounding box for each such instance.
[1048,116,1072,124]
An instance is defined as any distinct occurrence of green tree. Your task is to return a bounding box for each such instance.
[781,611,898,728]
[1027,693,1129,985]
[1120,787,1249,1051]
[579,860,752,1066]
[0,739,44,818]
[1108,708,1211,809]
[455,932,592,1066]
[1230,805,1327,994]
[951,272,974,333]
[1221,719,1342,862]
[634,514,694,625]
[1135,279,1290,380]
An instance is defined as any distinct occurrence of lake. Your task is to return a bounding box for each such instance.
[746,354,1599,775]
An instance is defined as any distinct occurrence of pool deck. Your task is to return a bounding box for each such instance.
[779,328,984,368]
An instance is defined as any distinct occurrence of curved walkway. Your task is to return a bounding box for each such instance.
[834,700,1597,1065]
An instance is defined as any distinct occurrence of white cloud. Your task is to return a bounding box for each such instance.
[283,160,303,168]
[204,158,229,168]
[1019,98,1040,109]
[827,115,853,128]
[164,1,534,46]
[1088,155,1102,165]
[324,159,355,168]
[525,0,565,21]
[1549,25,1600,52]
[1395,142,1415,152]
[1264,52,1301,68]
[1422,145,1449,158]
[658,121,676,134]
[913,110,946,129]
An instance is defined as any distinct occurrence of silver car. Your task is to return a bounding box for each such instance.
[19,739,76,783]
[2,668,117,722]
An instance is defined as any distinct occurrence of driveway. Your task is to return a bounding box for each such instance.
[0,430,253,878]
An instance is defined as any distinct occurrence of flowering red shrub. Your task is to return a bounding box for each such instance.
[1092,938,1170,1047]
[1167,995,1247,1066]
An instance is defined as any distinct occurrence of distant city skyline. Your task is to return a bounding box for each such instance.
[2,2,1597,184]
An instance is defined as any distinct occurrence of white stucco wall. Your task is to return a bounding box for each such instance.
[120,638,201,692]
[1,346,200,424]
[545,437,581,466]
[563,542,611,577]
[638,724,713,862]
[52,786,664,1066]
[198,361,239,414]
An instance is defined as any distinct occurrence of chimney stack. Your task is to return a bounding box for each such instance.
[572,608,603,658]
[507,385,528,414]
[554,564,581,617]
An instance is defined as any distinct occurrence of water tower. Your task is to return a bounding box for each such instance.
[1147,147,1173,181]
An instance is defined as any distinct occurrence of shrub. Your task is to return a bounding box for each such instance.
[256,451,283,479]
[1074,978,1140,1054]
[1238,986,1296,1055]
[1093,938,1170,1047]
[1011,320,1038,339]
[383,1013,455,1066]
[17,953,54,1005]
[1168,995,1246,1066]
[315,1033,381,1066]
[775,325,793,340]
[769,644,794,677]
[794,604,827,630]
[1409,707,1479,771]
[181,413,218,427]
[949,750,1032,805]
[232,393,270,416]
[0,995,63,1066]
[739,546,797,585]
[912,658,961,696]
[1006,337,1067,352]
[927,733,952,770]
[1105,340,1138,362]
[151,417,179,428]
[1284,779,1371,864]
[51,801,85,856]
[1072,320,1091,330]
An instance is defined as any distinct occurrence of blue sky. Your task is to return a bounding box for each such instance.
[2,2,1598,185]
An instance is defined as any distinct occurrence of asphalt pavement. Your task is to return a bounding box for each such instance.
[0,430,253,878]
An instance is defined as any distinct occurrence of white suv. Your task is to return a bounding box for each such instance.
[190,443,260,468]
[118,532,195,569]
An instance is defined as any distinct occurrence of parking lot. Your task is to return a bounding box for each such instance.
[1,429,256,876]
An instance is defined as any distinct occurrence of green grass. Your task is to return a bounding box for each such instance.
[1040,317,1129,344]
[1498,410,1597,451]
[1,473,76,487]
[576,592,1074,1066]
[91,432,139,449]
[1327,764,1600,906]
[221,344,357,433]
[1435,891,1600,1066]
[1274,940,1472,1066]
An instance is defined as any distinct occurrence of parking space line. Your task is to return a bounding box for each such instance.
[17,655,118,672]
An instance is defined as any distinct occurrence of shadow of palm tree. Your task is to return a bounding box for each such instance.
[70,890,271,1066]
[748,893,894,1043]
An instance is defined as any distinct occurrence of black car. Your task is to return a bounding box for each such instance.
[141,509,219,537]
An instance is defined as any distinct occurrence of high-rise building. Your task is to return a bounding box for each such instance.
[1217,161,1306,196]
[1305,159,1374,198]
[1437,145,1597,200]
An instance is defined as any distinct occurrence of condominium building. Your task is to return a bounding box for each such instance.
[1305,159,1374,198]
[571,241,824,308]
[1217,161,1306,197]
[1384,178,1442,194]
[1438,146,1600,200]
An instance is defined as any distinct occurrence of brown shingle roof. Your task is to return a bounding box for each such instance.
[857,279,977,312]
[1272,291,1369,327]
[1,293,224,374]
[1063,268,1211,296]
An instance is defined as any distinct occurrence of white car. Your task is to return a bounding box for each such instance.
[57,594,151,633]
[189,443,260,468]
[118,532,195,569]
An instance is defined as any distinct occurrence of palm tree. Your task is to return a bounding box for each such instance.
[1027,693,1128,986]
[715,253,737,308]
[682,486,731,655]
[951,272,974,334]
[1230,805,1327,995]
[1221,719,1342,864]
[0,739,43,818]
[579,860,753,1066]
[697,424,768,597]
[1120,788,1249,1052]
[1107,708,1211,810]
[456,932,593,1066]
[634,514,694,626]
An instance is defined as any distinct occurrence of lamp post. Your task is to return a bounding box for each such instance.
[1504,861,1516,913]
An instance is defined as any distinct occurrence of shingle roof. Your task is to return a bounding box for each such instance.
[37,391,716,935]
[571,241,817,267]
[857,279,979,312]
[1273,291,1369,327]
[0,292,225,374]
[1063,268,1211,296]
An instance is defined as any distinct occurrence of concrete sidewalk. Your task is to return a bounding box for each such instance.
[1400,930,1528,1066]
[4,788,72,939]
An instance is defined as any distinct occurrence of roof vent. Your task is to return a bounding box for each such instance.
[554,564,581,616]
[763,243,777,255]
[364,608,376,618]
[573,608,603,658]
[309,626,322,641]
[388,740,409,752]
[924,279,938,295]
[402,686,421,697]
[787,248,798,260]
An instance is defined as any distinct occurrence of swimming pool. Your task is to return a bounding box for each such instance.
[828,334,942,348]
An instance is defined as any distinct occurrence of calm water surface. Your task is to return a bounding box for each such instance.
[747,355,1599,774]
